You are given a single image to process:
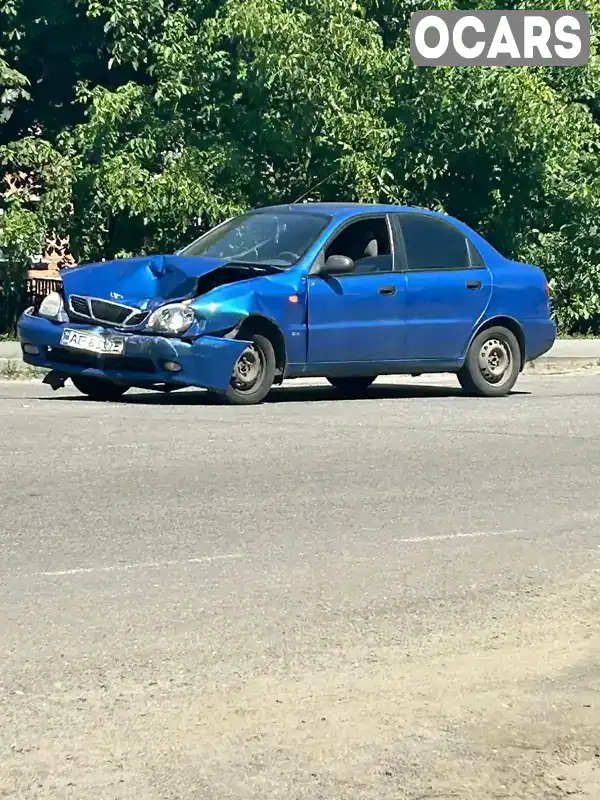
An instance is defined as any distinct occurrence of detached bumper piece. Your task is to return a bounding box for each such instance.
[18,311,249,392]
[42,371,68,390]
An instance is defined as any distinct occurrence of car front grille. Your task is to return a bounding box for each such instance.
[70,296,89,316]
[48,347,156,374]
[89,299,130,324]
[67,295,149,328]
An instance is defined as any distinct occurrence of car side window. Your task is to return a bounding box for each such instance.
[399,215,471,271]
[467,239,484,268]
[323,216,393,274]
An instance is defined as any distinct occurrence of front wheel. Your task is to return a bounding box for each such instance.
[220,333,276,406]
[71,375,129,402]
[326,376,377,395]
[457,326,521,397]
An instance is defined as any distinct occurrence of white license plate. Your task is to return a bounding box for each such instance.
[60,328,125,355]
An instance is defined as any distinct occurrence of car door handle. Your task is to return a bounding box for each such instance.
[378,285,396,296]
[466,280,482,290]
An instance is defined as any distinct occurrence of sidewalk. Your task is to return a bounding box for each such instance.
[524,338,600,373]
[0,342,21,360]
[1,338,599,379]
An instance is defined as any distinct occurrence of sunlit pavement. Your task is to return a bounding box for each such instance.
[1,373,600,799]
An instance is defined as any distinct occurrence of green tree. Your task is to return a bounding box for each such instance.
[1,0,599,332]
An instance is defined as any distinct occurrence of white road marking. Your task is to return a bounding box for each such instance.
[394,529,525,544]
[29,552,244,578]
[13,531,528,581]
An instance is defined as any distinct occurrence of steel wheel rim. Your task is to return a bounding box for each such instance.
[478,337,512,386]
[231,345,264,392]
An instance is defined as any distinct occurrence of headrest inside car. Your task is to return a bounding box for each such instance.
[364,238,378,258]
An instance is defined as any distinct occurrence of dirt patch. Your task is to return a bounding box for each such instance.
[2,570,599,799]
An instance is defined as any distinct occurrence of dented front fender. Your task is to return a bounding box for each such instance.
[189,268,307,357]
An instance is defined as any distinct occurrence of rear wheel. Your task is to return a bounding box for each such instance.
[326,375,377,395]
[71,375,129,402]
[457,326,521,397]
[221,333,276,406]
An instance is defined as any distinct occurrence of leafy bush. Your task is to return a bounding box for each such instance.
[1,0,599,333]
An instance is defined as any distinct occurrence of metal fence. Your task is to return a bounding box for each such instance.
[0,276,61,335]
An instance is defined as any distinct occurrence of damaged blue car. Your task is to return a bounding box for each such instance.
[18,202,556,404]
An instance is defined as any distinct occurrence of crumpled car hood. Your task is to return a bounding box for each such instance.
[61,254,252,310]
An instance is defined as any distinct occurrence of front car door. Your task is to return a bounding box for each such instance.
[306,214,407,365]
[391,212,492,363]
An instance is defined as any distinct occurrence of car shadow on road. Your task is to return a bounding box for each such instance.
[40,382,531,405]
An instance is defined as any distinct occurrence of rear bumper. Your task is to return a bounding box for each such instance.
[523,318,557,362]
[17,310,247,391]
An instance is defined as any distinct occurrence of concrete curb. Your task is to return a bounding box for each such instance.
[524,357,600,374]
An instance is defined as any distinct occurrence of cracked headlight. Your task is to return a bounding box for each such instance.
[146,303,196,335]
[38,291,64,319]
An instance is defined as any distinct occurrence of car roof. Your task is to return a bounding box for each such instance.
[250,201,501,258]
[254,201,453,222]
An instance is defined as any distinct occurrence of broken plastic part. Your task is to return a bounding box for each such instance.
[42,370,68,391]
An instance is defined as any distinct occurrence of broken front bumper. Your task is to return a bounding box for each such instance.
[17,310,248,391]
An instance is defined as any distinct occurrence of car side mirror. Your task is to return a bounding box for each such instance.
[321,255,354,276]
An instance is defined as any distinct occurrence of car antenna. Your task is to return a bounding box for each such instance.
[291,165,341,205]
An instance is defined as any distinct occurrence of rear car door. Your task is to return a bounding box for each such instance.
[393,213,492,362]
[306,215,407,364]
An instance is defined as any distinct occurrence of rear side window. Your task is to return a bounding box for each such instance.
[399,215,470,271]
[467,239,484,268]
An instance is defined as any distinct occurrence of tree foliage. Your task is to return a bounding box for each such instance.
[0,0,599,331]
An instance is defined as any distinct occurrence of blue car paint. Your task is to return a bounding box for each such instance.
[306,271,408,363]
[18,202,556,392]
[62,254,227,308]
[17,311,250,391]
[402,267,493,361]
[190,266,308,365]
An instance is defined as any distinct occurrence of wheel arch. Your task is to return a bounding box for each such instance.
[470,316,526,371]
[236,314,287,382]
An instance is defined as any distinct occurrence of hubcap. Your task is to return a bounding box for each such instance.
[478,338,512,385]
[231,345,264,391]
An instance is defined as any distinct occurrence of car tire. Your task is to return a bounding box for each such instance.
[457,326,521,397]
[326,376,377,395]
[221,333,276,406]
[71,376,129,401]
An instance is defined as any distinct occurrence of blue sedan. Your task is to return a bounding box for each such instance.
[18,203,556,404]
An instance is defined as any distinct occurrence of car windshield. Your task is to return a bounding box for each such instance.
[178,211,331,267]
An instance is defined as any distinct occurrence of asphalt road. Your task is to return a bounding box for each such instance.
[1,373,600,800]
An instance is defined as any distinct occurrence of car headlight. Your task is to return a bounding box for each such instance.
[146,303,196,335]
[38,291,64,319]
